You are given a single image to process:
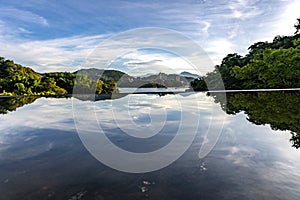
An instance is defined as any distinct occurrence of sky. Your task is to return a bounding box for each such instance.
[0,0,299,75]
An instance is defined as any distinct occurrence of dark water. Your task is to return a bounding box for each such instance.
[0,91,300,200]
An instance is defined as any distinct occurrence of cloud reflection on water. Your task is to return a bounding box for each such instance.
[0,93,300,199]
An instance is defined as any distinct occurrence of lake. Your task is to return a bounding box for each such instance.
[0,91,299,200]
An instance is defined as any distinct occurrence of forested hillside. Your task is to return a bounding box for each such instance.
[0,58,118,96]
[191,18,300,91]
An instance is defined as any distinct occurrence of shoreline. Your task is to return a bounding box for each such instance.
[1,88,300,99]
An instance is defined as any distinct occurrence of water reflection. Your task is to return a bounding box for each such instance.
[0,96,39,114]
[1,91,299,149]
[209,91,300,148]
[0,92,300,199]
[0,94,124,115]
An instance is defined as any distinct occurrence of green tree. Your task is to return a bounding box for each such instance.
[232,46,300,89]
[45,72,76,94]
[37,77,67,95]
[191,18,300,91]
[14,83,26,94]
[96,80,104,94]
[0,57,118,96]
[102,80,117,94]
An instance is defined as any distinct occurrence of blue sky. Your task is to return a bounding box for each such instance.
[0,0,299,74]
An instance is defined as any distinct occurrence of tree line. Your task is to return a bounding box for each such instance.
[0,58,118,96]
[191,18,300,91]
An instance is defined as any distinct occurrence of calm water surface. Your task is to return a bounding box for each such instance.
[0,91,299,200]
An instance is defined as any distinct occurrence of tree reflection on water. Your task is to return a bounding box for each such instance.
[1,91,299,149]
[209,91,300,148]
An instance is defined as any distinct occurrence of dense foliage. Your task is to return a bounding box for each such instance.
[192,18,300,91]
[75,68,126,83]
[210,91,300,149]
[0,58,118,96]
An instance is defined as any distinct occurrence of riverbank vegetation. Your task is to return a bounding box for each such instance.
[0,58,118,96]
[191,18,300,91]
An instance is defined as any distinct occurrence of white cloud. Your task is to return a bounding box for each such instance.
[79,28,216,75]
[0,7,48,26]
[18,27,32,34]
[2,28,206,74]
[0,1,296,74]
[109,47,214,76]
[243,0,300,44]
[0,34,111,72]
[228,0,262,20]
[0,98,75,131]
[224,145,260,167]
[201,21,211,34]
[271,0,300,36]
[121,51,192,75]
[204,38,235,64]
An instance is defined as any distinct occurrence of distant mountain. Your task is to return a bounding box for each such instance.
[0,56,198,96]
[74,68,129,82]
[180,71,201,79]
[73,69,200,87]
[118,72,193,88]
